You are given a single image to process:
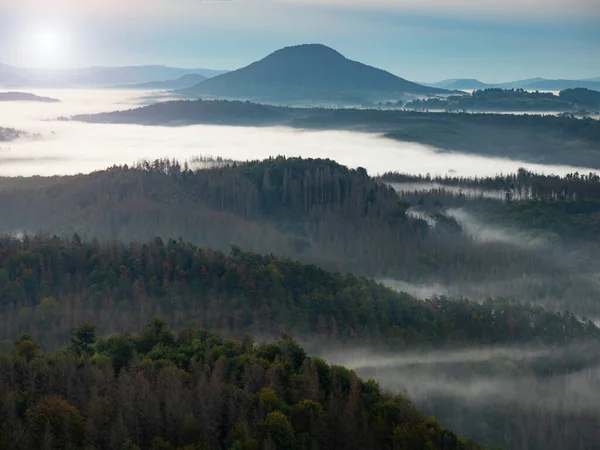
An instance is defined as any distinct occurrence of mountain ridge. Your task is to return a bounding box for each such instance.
[0,64,226,87]
[429,77,600,92]
[116,73,208,90]
[181,43,451,104]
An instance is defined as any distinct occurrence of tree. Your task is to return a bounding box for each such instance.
[26,396,84,449]
[14,334,40,362]
[70,322,97,356]
[262,411,296,450]
[96,333,135,374]
[136,319,175,354]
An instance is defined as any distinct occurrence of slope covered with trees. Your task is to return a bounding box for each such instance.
[3,157,600,316]
[0,322,485,449]
[0,235,598,450]
[2,234,595,352]
[381,168,600,244]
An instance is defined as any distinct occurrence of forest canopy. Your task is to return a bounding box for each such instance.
[0,321,484,450]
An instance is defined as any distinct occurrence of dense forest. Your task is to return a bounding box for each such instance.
[404,88,600,112]
[0,321,484,449]
[2,234,595,351]
[4,157,600,316]
[3,157,600,316]
[3,159,600,448]
[72,99,600,168]
[381,168,600,243]
[0,235,598,449]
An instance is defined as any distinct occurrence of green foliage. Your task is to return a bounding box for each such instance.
[26,396,85,449]
[261,411,296,449]
[0,323,483,450]
[0,234,597,353]
[70,322,96,356]
[95,333,135,374]
[14,334,40,362]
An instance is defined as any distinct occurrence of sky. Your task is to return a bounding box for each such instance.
[0,0,599,82]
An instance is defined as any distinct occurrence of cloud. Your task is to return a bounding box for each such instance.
[277,0,600,20]
[3,0,598,22]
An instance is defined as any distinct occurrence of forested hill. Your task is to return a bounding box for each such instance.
[0,234,597,352]
[0,322,484,450]
[72,99,600,168]
[2,157,600,317]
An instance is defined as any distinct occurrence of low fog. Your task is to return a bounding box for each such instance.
[328,344,600,414]
[447,207,552,248]
[318,342,600,449]
[380,204,600,316]
[0,89,597,177]
[387,182,507,200]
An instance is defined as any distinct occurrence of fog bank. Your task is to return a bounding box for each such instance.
[0,89,597,177]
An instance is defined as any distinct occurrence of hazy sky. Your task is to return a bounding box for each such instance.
[1,0,599,82]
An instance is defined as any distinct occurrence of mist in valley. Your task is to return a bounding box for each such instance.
[2,88,600,449]
[321,343,600,448]
[1,89,597,177]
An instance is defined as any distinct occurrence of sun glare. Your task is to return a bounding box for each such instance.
[34,30,63,55]
[19,24,72,68]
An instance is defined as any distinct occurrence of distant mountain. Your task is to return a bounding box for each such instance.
[181,44,450,103]
[519,79,600,92]
[0,71,27,88]
[430,79,492,90]
[0,92,59,102]
[493,78,546,89]
[0,64,227,88]
[119,73,208,90]
[429,77,600,92]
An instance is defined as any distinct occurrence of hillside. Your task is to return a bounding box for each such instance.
[4,157,600,319]
[180,44,449,104]
[2,232,596,350]
[3,162,600,449]
[521,79,600,92]
[0,322,483,450]
[124,73,208,90]
[430,79,491,90]
[0,71,27,87]
[0,91,59,102]
[0,233,597,449]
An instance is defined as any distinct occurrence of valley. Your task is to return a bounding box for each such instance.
[0,23,599,449]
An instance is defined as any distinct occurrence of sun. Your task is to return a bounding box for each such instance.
[33,30,65,58]
[18,24,72,68]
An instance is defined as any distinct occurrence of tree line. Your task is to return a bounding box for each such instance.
[0,234,597,352]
